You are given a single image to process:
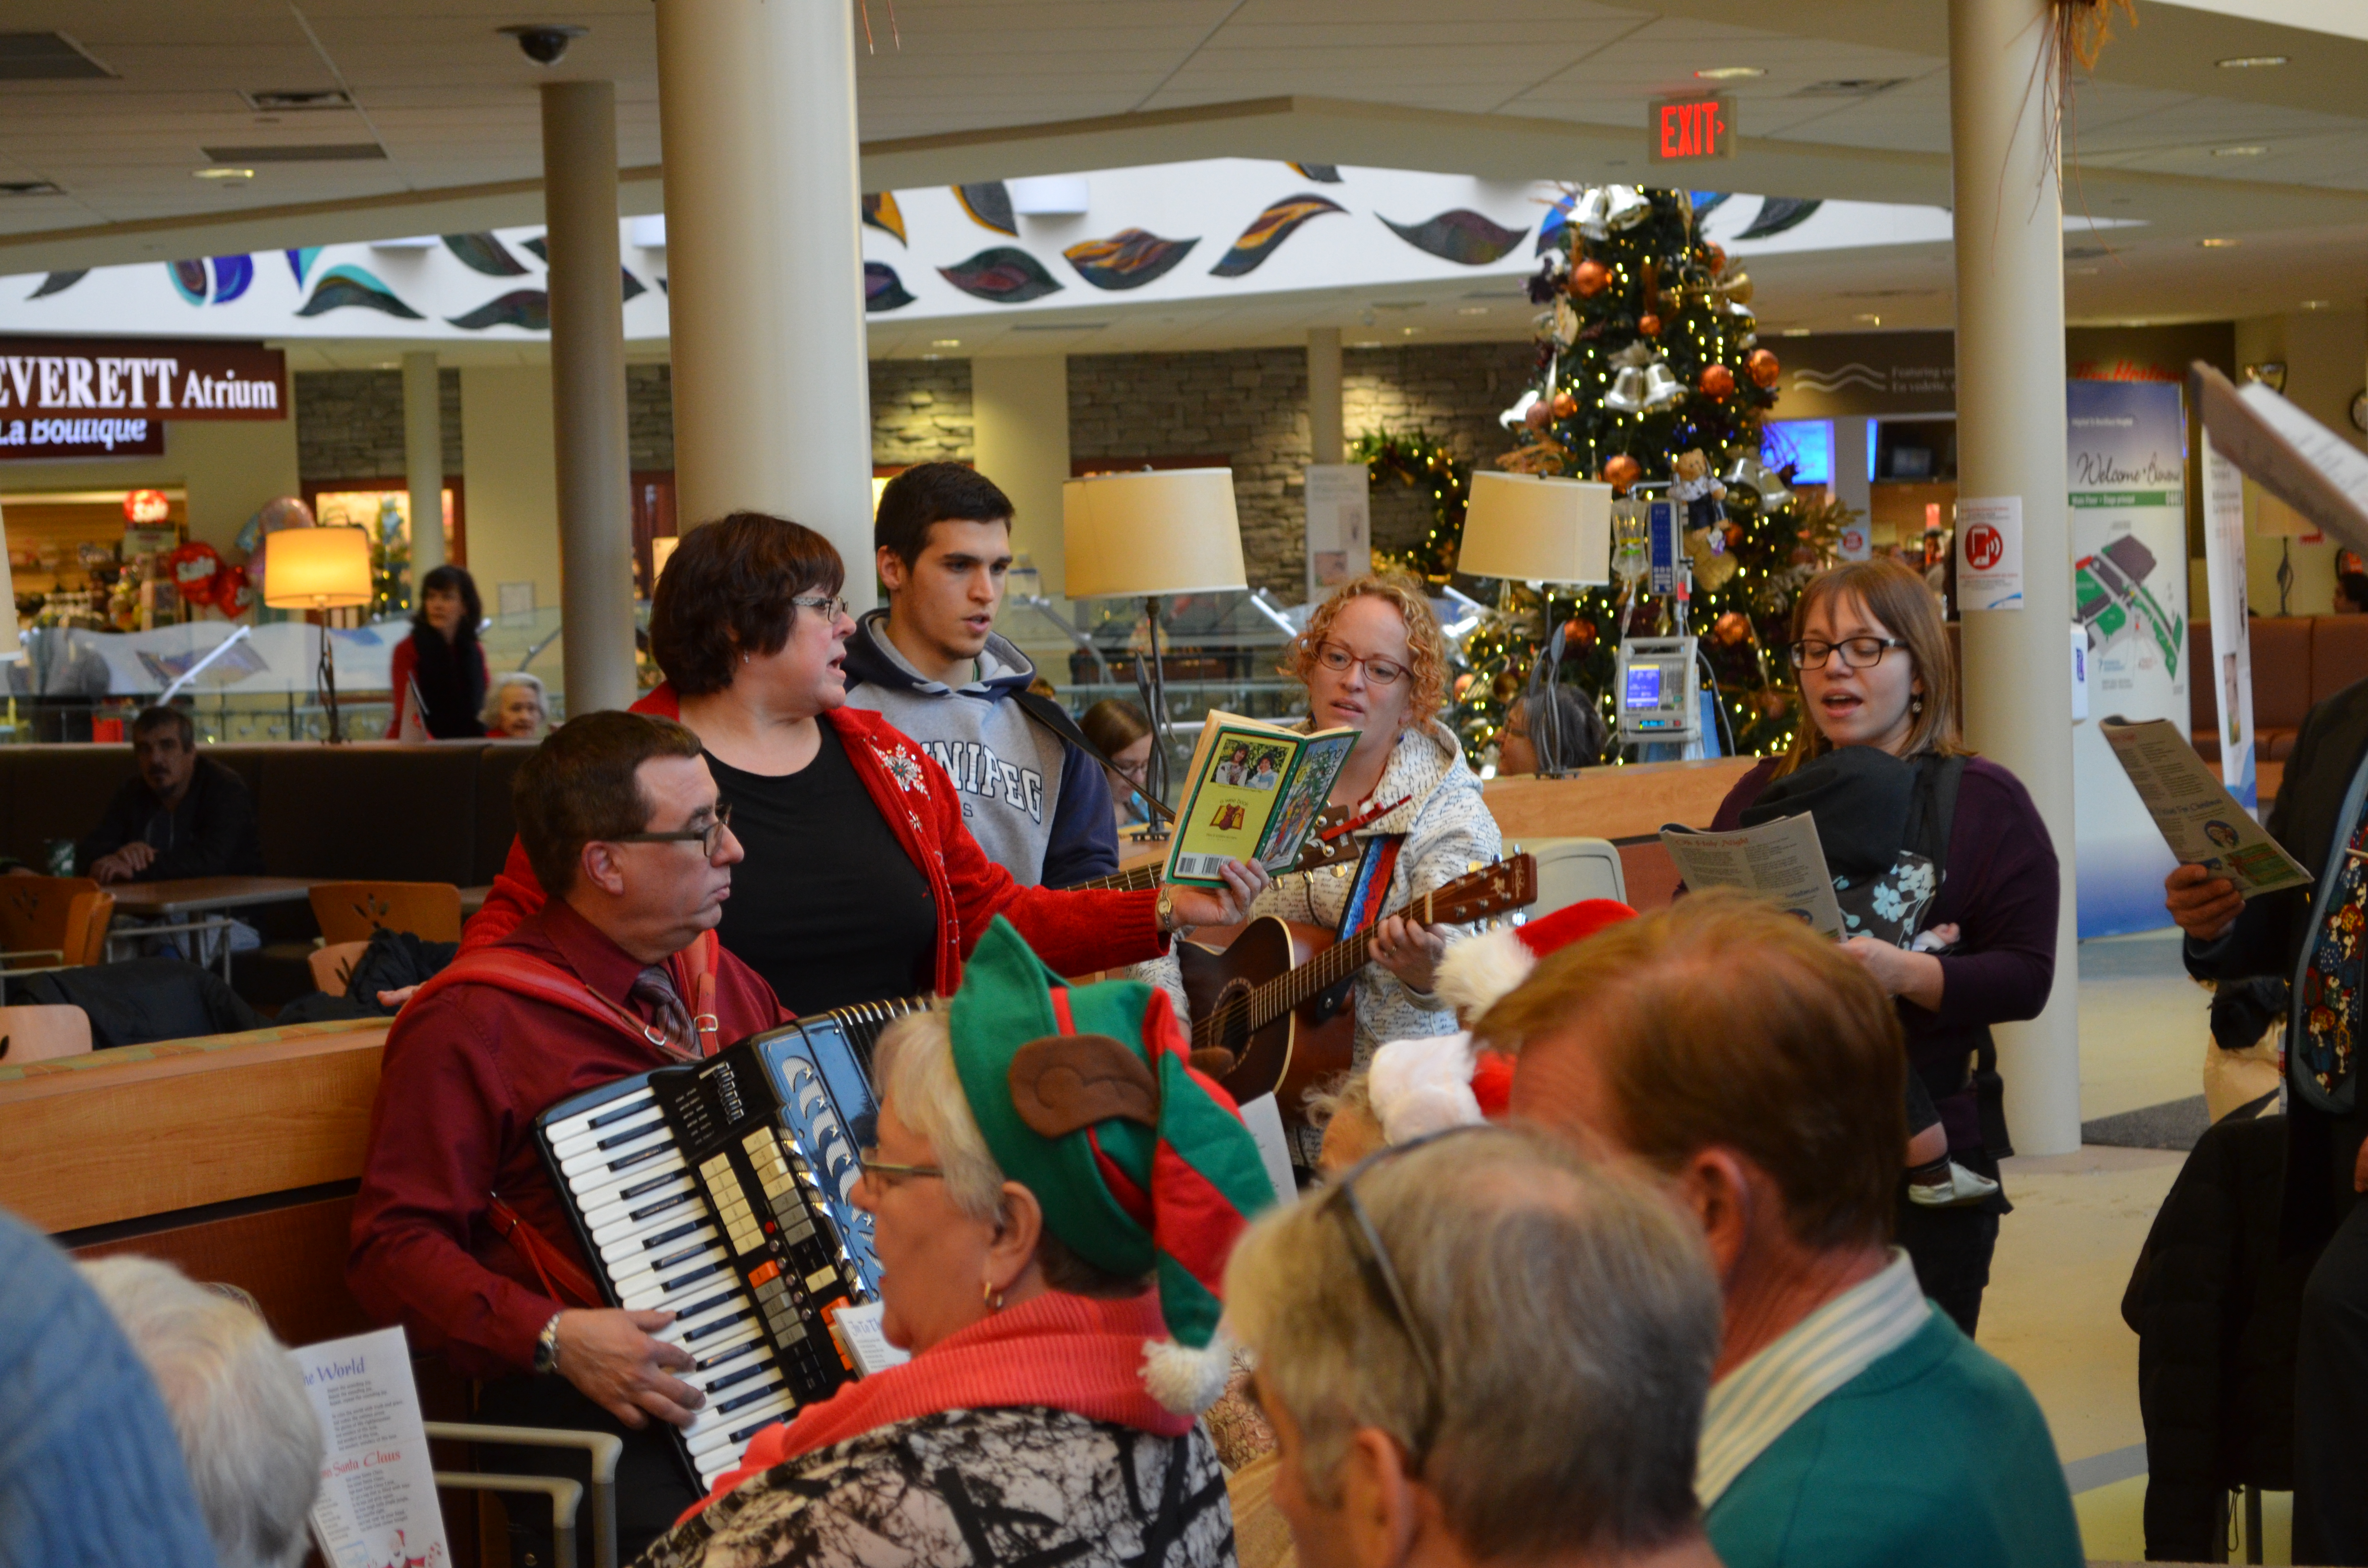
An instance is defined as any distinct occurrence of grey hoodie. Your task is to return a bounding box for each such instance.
[840,610,1120,888]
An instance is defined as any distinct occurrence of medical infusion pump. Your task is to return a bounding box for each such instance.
[1616,636,1701,744]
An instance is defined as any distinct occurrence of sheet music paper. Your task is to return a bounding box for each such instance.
[2098,716,2310,898]
[1658,812,1847,936]
[290,1325,451,1568]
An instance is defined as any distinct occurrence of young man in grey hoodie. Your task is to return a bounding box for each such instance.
[842,463,1122,889]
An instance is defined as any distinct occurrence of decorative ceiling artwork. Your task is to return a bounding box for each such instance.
[940,246,1063,304]
[284,247,321,286]
[27,270,85,299]
[444,232,530,277]
[1378,209,1528,266]
[865,261,915,311]
[1210,194,1347,277]
[1063,229,1198,291]
[954,182,1016,237]
[862,192,907,245]
[447,290,547,331]
[1287,163,1344,184]
[296,265,423,319]
[1733,197,1824,240]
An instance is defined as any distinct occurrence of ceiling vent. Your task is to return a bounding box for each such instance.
[201,142,386,163]
[240,88,354,111]
[0,33,112,80]
[0,180,65,196]
[1790,77,1908,97]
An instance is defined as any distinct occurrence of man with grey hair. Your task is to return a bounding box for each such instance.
[79,1256,322,1568]
[1223,1126,1725,1568]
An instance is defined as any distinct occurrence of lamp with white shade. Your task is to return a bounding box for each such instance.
[1457,471,1614,778]
[1063,467,1247,833]
[263,526,374,742]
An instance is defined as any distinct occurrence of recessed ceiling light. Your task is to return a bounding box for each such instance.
[1779,327,1812,337]
[930,338,960,347]
[2199,237,2238,247]
[1402,326,1422,335]
[2217,54,2287,68]
[2212,145,2268,157]
[1695,66,1764,80]
[920,353,941,362]
[2301,299,2332,310]
[1852,313,1882,325]
[1456,306,1489,316]
[193,167,253,180]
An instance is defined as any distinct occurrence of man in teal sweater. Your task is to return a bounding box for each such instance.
[1477,892,2084,1568]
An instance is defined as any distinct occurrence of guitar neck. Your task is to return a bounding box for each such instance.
[1072,863,1163,893]
[1193,886,1443,1046]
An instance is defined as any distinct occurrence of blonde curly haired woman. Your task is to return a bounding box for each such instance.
[1142,573,1501,1144]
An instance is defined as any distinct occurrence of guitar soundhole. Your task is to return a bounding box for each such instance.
[1212,978,1258,1054]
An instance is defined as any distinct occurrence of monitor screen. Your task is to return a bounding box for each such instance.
[1624,664,1664,709]
[1761,419,1833,485]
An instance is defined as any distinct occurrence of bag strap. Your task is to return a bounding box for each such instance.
[1012,689,1176,825]
[486,1195,604,1309]
[1909,754,1969,885]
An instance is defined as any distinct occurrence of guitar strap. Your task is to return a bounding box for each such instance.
[1335,833,1407,941]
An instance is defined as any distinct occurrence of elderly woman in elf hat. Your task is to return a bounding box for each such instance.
[640,917,1274,1568]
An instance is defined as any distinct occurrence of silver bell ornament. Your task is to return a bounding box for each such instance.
[1639,361,1686,413]
[1574,186,1612,241]
[1603,366,1649,415]
[1603,184,1652,232]
[1499,389,1540,431]
[1720,455,1793,516]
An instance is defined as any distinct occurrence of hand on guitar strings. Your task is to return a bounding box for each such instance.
[1165,858,1273,932]
[553,1308,705,1429]
[1369,914,1452,994]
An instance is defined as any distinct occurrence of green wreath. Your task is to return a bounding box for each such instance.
[1356,430,1470,585]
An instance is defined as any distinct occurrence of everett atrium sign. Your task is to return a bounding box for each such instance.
[0,336,285,460]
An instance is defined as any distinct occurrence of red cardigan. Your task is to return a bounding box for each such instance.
[463,684,1170,991]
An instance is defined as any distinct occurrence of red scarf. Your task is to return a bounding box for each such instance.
[682,1290,1191,1523]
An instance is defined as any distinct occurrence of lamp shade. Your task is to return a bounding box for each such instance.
[1456,471,1613,585]
[262,526,374,609]
[1063,468,1248,599]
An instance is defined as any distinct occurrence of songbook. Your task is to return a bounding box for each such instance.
[290,1325,452,1568]
[1658,812,1847,936]
[2099,716,2311,897]
[2190,361,2368,552]
[1165,712,1359,886]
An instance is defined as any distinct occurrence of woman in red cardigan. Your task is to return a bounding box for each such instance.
[463,513,1264,1014]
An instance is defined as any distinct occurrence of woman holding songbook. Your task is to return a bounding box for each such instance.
[462,515,1266,1015]
[637,920,1262,1568]
[1707,557,2058,1336]
[1143,573,1502,1078]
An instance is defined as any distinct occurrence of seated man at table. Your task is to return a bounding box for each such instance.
[75,705,262,886]
[348,710,789,1563]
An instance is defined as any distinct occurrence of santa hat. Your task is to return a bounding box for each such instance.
[1432,897,1639,1022]
[947,918,1277,1415]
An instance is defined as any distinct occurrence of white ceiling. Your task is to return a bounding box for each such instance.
[0,0,2361,341]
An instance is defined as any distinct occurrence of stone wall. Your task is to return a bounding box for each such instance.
[628,363,673,470]
[292,368,463,481]
[869,358,974,467]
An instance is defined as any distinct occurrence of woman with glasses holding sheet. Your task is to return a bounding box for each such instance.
[1707,557,2059,1337]
[1145,574,1503,1100]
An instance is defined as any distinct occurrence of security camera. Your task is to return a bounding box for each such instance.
[499,24,588,65]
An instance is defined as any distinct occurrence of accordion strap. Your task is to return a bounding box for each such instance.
[487,1195,603,1310]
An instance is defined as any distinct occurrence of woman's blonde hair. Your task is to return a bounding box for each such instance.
[1775,558,1964,778]
[1284,572,1449,728]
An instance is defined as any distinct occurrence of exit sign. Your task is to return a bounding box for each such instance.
[1651,94,1737,162]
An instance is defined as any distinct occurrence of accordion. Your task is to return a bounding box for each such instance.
[534,1008,894,1490]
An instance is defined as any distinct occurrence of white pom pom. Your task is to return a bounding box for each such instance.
[1368,1032,1482,1144]
[1433,927,1536,1020]
[1142,1328,1235,1415]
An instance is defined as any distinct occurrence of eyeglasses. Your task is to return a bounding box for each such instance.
[1788,636,1909,671]
[1314,641,1407,686]
[611,802,735,859]
[856,1150,945,1189]
[793,593,850,622]
[1319,1125,1489,1466]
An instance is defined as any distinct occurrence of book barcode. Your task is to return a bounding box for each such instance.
[1176,853,1227,879]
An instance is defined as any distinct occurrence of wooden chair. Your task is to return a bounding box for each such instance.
[0,1004,94,1063]
[308,940,371,995]
[309,882,464,945]
[0,877,114,971]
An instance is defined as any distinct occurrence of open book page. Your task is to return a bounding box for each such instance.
[2192,362,2368,552]
[1254,729,1358,870]
[1659,812,1847,936]
[2099,716,2311,897]
[290,1324,452,1568]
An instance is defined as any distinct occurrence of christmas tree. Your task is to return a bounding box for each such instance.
[1443,186,1825,767]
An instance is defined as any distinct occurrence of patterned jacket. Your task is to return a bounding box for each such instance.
[637,1406,1236,1568]
[1142,719,1502,1067]
[463,687,1169,994]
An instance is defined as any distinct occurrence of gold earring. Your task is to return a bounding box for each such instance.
[982,1279,1004,1312]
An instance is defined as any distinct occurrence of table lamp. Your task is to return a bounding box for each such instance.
[1063,468,1248,835]
[2254,489,2311,616]
[263,526,374,742]
[1457,471,1613,778]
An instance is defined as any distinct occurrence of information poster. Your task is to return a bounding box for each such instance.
[1955,497,2023,610]
[1303,464,1370,600]
[2067,379,2191,935]
[291,1326,451,1568]
[2201,437,2258,810]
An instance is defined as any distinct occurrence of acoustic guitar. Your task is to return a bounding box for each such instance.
[1175,855,1539,1126]
[1065,800,1394,891]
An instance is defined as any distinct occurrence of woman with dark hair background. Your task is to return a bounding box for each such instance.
[388,564,490,739]
[462,514,1265,1016]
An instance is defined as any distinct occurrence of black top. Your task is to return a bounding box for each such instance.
[75,756,265,880]
[706,725,937,1017]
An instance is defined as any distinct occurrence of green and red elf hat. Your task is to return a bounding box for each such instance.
[948,917,1279,1412]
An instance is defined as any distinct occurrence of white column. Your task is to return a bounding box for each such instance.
[402,351,444,587]
[972,355,1073,602]
[1949,0,2080,1156]
[1307,328,1344,466]
[656,0,875,607]
[541,80,638,715]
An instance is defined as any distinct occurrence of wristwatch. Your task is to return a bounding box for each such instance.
[534,1313,563,1375]
[1156,885,1179,935]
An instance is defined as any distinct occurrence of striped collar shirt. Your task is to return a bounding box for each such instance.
[1696,1249,1933,1508]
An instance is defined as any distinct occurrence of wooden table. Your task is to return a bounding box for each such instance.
[102,875,325,980]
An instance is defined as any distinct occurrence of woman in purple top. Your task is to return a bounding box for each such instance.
[1710,557,2058,1335]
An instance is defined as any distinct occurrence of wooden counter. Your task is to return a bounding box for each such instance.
[1482,756,1757,843]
